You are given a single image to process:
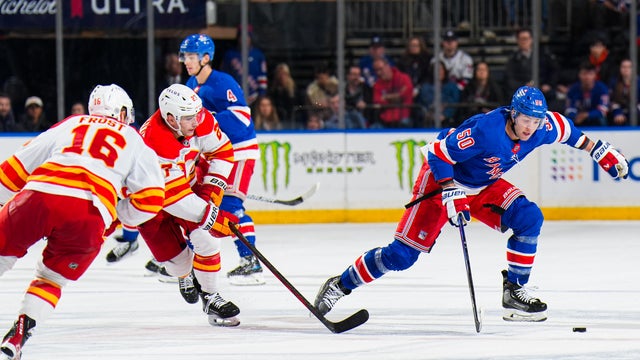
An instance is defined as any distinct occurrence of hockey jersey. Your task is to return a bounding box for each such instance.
[0,115,165,227]
[139,109,234,223]
[187,71,259,161]
[426,107,587,193]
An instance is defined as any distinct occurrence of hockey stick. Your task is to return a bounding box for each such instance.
[246,182,320,206]
[228,222,369,333]
[404,188,443,209]
[457,215,482,333]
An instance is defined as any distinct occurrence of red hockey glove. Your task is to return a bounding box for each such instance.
[209,209,239,238]
[441,187,471,227]
[193,176,227,207]
[590,140,629,179]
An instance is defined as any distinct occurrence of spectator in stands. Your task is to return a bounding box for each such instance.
[0,92,17,132]
[69,101,86,116]
[584,32,618,85]
[418,60,461,128]
[222,24,268,105]
[324,94,366,129]
[371,57,414,128]
[17,96,52,132]
[344,65,372,127]
[306,112,324,130]
[504,28,561,111]
[608,58,639,126]
[305,62,339,119]
[397,36,431,101]
[565,61,610,126]
[359,35,395,89]
[432,30,474,92]
[269,63,302,127]
[459,61,504,121]
[253,95,282,131]
[157,53,185,95]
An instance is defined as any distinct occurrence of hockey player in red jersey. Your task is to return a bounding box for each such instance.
[0,84,165,359]
[136,83,241,326]
[314,86,630,324]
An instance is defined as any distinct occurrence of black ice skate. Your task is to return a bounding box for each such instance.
[502,270,547,322]
[314,276,351,316]
[200,292,240,327]
[227,255,265,286]
[178,271,201,304]
[105,238,139,263]
[1,314,36,360]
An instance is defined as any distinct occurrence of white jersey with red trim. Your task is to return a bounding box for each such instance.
[139,109,234,223]
[0,114,165,227]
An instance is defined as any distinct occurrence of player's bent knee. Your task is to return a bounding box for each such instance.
[188,228,221,256]
[163,247,194,277]
[503,197,543,237]
[381,240,420,271]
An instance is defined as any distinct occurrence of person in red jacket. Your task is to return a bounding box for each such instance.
[371,58,414,128]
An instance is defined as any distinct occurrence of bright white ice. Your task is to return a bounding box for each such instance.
[1,221,639,360]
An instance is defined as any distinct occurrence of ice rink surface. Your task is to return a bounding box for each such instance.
[1,221,639,360]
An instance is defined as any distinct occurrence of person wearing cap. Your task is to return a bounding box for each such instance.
[431,30,474,92]
[0,93,18,132]
[359,35,395,89]
[17,96,52,132]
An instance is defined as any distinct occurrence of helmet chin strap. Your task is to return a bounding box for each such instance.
[193,56,208,77]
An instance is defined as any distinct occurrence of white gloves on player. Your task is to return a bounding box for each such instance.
[198,203,219,231]
[441,187,471,227]
[590,140,629,179]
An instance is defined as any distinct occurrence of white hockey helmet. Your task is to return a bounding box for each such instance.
[88,84,135,124]
[158,84,204,134]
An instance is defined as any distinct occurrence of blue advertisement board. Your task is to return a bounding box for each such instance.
[0,0,206,29]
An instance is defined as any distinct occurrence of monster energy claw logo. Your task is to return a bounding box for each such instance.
[392,139,427,190]
[259,141,291,194]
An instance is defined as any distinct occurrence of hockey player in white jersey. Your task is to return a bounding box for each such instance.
[0,84,165,359]
[137,83,241,326]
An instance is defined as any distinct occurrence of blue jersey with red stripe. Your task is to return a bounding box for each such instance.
[187,71,259,160]
[426,106,587,190]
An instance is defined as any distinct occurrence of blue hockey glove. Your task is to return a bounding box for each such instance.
[442,187,471,227]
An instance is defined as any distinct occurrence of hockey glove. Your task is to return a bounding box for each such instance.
[209,209,239,238]
[442,187,471,227]
[198,203,219,232]
[590,140,629,179]
[193,176,227,207]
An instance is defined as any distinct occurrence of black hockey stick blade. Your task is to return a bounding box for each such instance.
[457,215,482,333]
[228,222,368,333]
[247,182,320,206]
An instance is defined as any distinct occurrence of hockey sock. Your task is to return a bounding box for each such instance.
[506,235,538,285]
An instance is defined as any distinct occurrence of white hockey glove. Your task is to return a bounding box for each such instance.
[442,187,471,227]
[590,140,629,179]
[198,203,219,231]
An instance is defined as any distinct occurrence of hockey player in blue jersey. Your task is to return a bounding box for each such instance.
[315,86,629,322]
[178,34,264,286]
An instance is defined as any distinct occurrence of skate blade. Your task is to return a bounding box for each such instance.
[156,275,178,283]
[208,315,240,327]
[502,308,547,322]
[228,274,266,286]
[0,345,19,360]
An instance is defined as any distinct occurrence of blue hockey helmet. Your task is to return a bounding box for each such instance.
[179,34,215,62]
[510,86,547,129]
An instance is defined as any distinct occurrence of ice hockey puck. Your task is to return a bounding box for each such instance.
[572,327,587,332]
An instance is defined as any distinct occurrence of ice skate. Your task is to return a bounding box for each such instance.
[144,258,178,283]
[105,238,139,263]
[227,255,265,286]
[200,292,240,327]
[502,270,547,322]
[1,314,36,360]
[314,275,351,316]
[178,271,200,304]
